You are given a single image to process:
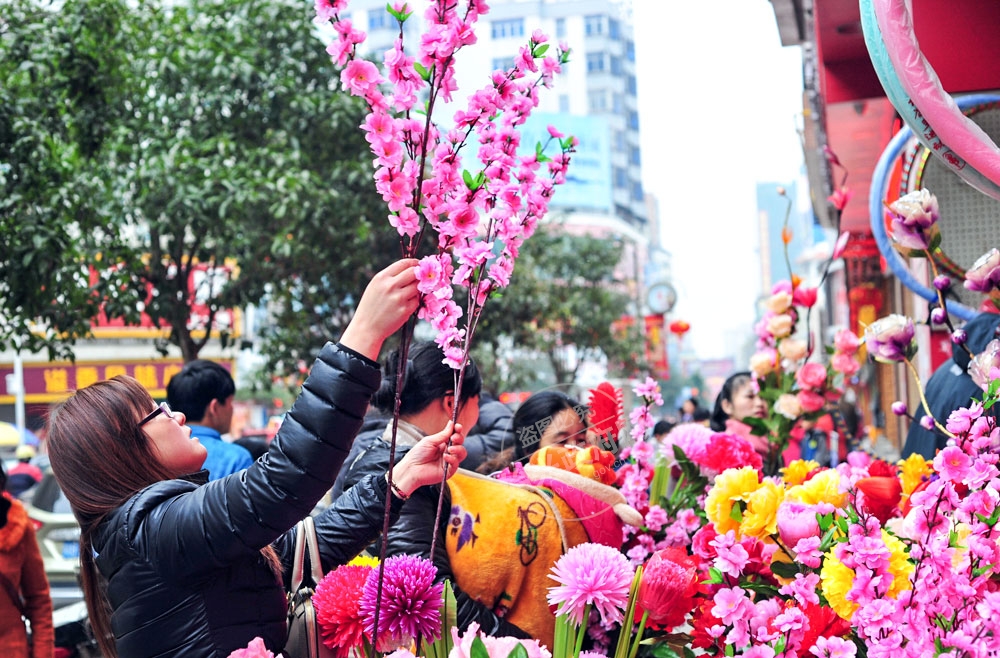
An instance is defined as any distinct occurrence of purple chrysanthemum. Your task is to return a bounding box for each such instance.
[360,554,443,647]
[547,542,635,626]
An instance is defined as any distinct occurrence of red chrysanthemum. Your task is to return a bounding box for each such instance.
[313,564,374,658]
[635,548,700,630]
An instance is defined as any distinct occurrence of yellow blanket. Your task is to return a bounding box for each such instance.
[445,468,639,647]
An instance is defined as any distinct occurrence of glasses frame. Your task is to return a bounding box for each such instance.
[138,402,174,428]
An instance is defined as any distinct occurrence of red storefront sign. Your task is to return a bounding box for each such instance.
[0,359,233,404]
[644,314,670,380]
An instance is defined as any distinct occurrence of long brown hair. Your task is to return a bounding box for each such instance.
[47,376,177,658]
[47,376,282,657]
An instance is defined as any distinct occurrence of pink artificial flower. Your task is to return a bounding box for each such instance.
[547,542,635,625]
[831,353,861,377]
[969,339,1000,391]
[833,329,861,354]
[360,555,442,648]
[965,248,1000,293]
[777,501,822,548]
[831,231,851,261]
[341,59,382,95]
[793,286,819,308]
[796,362,828,391]
[827,186,852,213]
[934,445,972,483]
[451,623,552,658]
[227,637,274,658]
[863,314,916,363]
[797,389,826,414]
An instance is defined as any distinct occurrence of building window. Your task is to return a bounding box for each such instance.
[632,180,644,201]
[491,56,515,72]
[627,75,637,95]
[612,95,624,114]
[556,17,566,38]
[608,18,621,40]
[614,167,628,189]
[626,41,635,61]
[491,18,525,39]
[610,56,623,76]
[368,10,391,31]
[629,145,641,166]
[586,51,606,73]
[558,94,570,113]
[628,110,639,130]
[613,130,626,152]
[588,89,607,112]
[585,15,603,36]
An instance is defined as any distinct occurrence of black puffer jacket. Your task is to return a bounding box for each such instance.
[460,396,514,472]
[93,343,404,658]
[903,312,1000,458]
[332,426,530,640]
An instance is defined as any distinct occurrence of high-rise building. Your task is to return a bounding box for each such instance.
[343,0,661,292]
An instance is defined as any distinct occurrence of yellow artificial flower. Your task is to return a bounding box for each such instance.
[786,468,847,509]
[782,459,820,486]
[705,466,762,535]
[820,530,914,620]
[898,453,932,502]
[952,523,972,569]
[349,554,380,568]
[741,479,785,539]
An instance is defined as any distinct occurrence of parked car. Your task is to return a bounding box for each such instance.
[23,466,84,609]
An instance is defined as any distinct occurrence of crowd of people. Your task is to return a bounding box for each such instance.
[0,260,880,658]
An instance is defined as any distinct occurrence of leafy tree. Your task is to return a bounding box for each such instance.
[0,0,141,360]
[473,226,645,388]
[2,0,397,365]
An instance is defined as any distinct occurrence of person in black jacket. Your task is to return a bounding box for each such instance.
[44,260,469,658]
[902,311,1000,458]
[459,393,514,471]
[332,341,531,640]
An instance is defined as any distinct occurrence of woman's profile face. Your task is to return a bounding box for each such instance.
[141,404,208,477]
[724,381,766,422]
[539,407,588,449]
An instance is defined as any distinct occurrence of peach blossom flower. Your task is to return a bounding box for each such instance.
[766,314,794,339]
[774,394,803,420]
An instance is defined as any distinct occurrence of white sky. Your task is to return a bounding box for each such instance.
[633,0,806,360]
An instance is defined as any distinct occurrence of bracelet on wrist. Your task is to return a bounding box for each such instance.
[385,472,410,501]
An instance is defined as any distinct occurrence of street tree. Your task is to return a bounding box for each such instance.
[473,226,645,389]
[2,0,396,364]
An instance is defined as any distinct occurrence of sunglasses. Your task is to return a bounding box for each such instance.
[138,402,175,428]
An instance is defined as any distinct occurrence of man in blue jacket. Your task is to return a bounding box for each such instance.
[167,360,253,480]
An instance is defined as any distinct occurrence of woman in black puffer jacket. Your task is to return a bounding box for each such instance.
[45,261,469,658]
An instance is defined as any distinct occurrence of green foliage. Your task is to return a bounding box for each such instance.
[2,0,396,366]
[473,226,643,386]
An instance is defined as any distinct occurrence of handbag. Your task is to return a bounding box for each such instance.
[285,515,335,658]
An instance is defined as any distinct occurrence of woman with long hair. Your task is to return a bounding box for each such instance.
[45,261,468,658]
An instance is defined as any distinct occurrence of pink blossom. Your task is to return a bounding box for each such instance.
[341,59,382,95]
[711,587,752,626]
[831,352,861,376]
[793,536,823,568]
[934,445,972,482]
[796,362,828,391]
[834,328,861,354]
[227,637,274,658]
[811,636,857,657]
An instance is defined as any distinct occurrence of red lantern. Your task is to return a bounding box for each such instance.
[669,320,691,337]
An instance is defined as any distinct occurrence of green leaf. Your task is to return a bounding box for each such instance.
[533,43,550,58]
[471,636,490,658]
[414,61,430,81]
[729,501,744,523]
[705,567,724,584]
[770,560,800,579]
[506,643,529,658]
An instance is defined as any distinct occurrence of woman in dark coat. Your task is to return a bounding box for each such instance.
[332,341,530,640]
[45,261,469,658]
